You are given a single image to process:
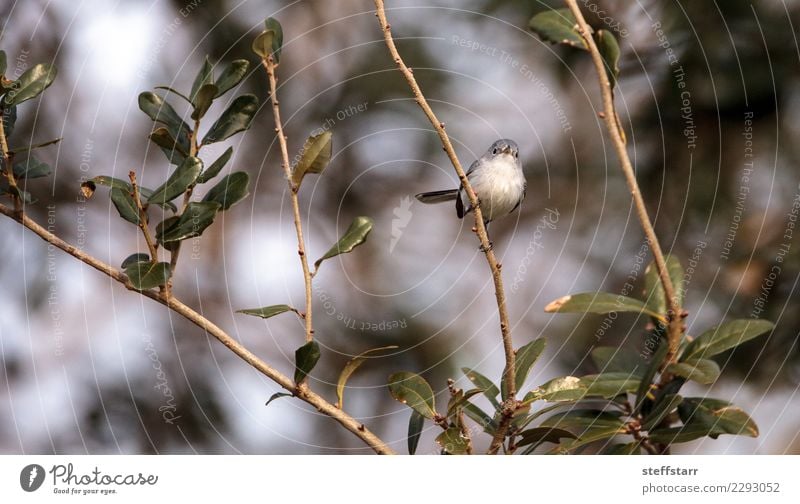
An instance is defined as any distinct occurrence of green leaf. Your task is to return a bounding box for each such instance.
[215,60,250,97]
[682,319,774,360]
[314,216,373,270]
[138,92,191,148]
[603,442,641,455]
[124,261,170,290]
[294,340,320,383]
[534,376,585,402]
[462,402,497,434]
[190,56,214,105]
[138,187,177,213]
[2,104,16,138]
[590,346,646,377]
[146,156,202,206]
[110,187,140,225]
[13,157,51,179]
[641,394,682,431]
[435,427,469,454]
[548,426,623,453]
[516,427,576,448]
[678,398,759,438]
[149,127,187,165]
[388,371,436,419]
[197,146,233,184]
[252,18,284,62]
[648,424,720,444]
[121,253,150,269]
[461,368,501,410]
[291,131,333,187]
[596,29,621,89]
[446,389,484,419]
[155,216,180,252]
[540,409,625,431]
[237,304,296,319]
[265,392,292,406]
[191,84,218,121]
[633,331,669,414]
[202,171,249,210]
[157,201,220,243]
[407,410,425,455]
[0,183,33,203]
[644,255,685,318]
[545,292,665,322]
[5,63,57,106]
[153,86,192,105]
[336,345,399,409]
[667,358,720,385]
[201,94,259,145]
[528,8,587,50]
[513,338,546,393]
[580,372,641,399]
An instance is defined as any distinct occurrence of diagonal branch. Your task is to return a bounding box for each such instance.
[259,56,315,345]
[563,0,684,365]
[0,202,395,454]
[372,0,516,454]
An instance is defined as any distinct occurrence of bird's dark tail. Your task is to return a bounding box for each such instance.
[415,189,458,204]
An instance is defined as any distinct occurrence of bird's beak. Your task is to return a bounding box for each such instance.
[501,145,512,154]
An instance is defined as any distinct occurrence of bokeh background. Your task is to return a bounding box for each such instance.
[1,0,799,454]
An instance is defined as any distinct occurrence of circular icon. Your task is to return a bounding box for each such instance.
[20,464,45,492]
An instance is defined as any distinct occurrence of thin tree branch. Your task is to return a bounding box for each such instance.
[0,105,21,212]
[372,0,517,454]
[563,0,683,365]
[129,171,159,262]
[260,55,315,344]
[0,202,396,455]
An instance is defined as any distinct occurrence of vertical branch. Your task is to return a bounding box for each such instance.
[167,118,201,286]
[372,0,517,453]
[562,0,684,364]
[260,55,315,345]
[0,105,20,212]
[129,171,159,262]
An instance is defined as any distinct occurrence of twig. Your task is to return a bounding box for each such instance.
[563,0,683,365]
[0,105,21,212]
[0,201,395,455]
[371,0,517,454]
[128,171,159,262]
[260,55,315,344]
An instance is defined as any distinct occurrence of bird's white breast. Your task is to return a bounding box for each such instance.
[464,154,525,221]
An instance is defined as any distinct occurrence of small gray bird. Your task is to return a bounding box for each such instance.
[415,139,526,228]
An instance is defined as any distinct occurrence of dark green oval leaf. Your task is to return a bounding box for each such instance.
[336,345,399,409]
[294,340,320,383]
[644,255,685,318]
[314,216,373,270]
[215,60,250,97]
[641,394,682,431]
[110,187,140,225]
[388,371,436,419]
[158,201,220,243]
[461,367,501,410]
[5,63,57,106]
[191,83,218,121]
[138,92,191,142]
[291,131,333,187]
[516,427,576,448]
[201,94,259,145]
[149,127,187,165]
[190,56,214,105]
[155,216,180,251]
[121,253,150,269]
[528,8,587,50]
[146,156,202,206]
[13,157,51,179]
[545,292,665,322]
[408,410,425,455]
[596,29,621,89]
[682,319,774,360]
[667,358,720,385]
[124,261,170,290]
[202,171,249,210]
[197,146,233,184]
[513,338,546,394]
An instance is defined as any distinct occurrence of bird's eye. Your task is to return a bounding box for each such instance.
[492,148,498,155]
[514,151,519,159]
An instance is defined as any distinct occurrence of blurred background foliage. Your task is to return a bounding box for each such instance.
[1,0,798,453]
